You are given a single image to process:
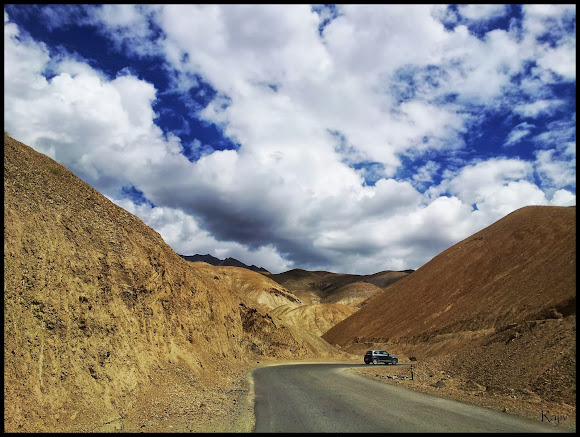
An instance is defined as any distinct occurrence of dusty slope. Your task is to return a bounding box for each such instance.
[253,269,411,345]
[324,205,575,346]
[270,304,358,337]
[3,134,338,432]
[191,263,380,349]
[324,281,386,307]
[190,262,302,314]
[183,262,351,357]
[348,313,576,430]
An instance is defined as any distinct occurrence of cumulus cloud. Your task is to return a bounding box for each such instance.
[549,189,576,206]
[4,5,576,274]
[521,4,576,81]
[535,148,576,193]
[457,4,508,21]
[428,158,551,224]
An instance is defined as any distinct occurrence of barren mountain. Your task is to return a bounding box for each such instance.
[324,281,386,307]
[323,205,575,346]
[323,204,576,415]
[5,131,575,431]
[181,262,349,356]
[3,134,347,432]
[185,261,302,313]
[266,268,412,306]
[269,304,357,337]
[260,269,412,338]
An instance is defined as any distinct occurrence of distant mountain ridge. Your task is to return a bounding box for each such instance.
[268,268,414,294]
[179,253,270,273]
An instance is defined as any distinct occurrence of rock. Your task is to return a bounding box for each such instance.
[459,380,485,392]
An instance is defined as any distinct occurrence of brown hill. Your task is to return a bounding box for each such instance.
[2,134,345,432]
[187,261,302,314]
[266,268,412,306]
[270,304,357,337]
[323,204,576,414]
[323,205,575,346]
[182,262,351,356]
[261,269,412,335]
[324,281,387,307]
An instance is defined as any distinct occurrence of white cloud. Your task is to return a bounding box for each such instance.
[412,160,441,189]
[537,39,576,80]
[457,4,508,21]
[432,158,550,222]
[522,4,576,81]
[504,122,535,147]
[4,23,182,194]
[535,148,576,192]
[91,4,162,58]
[4,5,576,274]
[97,4,149,30]
[549,190,576,206]
[4,13,50,99]
[514,99,566,118]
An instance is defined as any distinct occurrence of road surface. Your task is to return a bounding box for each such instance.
[253,363,571,433]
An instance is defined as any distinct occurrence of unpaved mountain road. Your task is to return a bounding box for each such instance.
[253,363,571,433]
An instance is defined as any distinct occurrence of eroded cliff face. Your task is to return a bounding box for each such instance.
[3,134,330,432]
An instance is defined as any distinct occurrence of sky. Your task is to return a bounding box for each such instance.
[4,4,576,275]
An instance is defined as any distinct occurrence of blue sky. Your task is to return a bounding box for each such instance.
[4,4,576,274]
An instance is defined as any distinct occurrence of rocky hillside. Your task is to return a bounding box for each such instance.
[185,261,349,356]
[323,204,576,410]
[249,266,411,342]
[3,133,345,432]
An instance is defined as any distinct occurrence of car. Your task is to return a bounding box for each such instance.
[364,350,398,365]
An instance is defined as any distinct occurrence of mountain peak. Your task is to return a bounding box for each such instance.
[179,253,270,274]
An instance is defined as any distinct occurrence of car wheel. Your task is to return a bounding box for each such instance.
[372,359,378,365]
[392,360,398,365]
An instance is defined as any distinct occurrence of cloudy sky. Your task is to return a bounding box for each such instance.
[4,4,576,274]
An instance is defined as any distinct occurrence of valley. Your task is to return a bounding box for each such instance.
[4,133,576,432]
